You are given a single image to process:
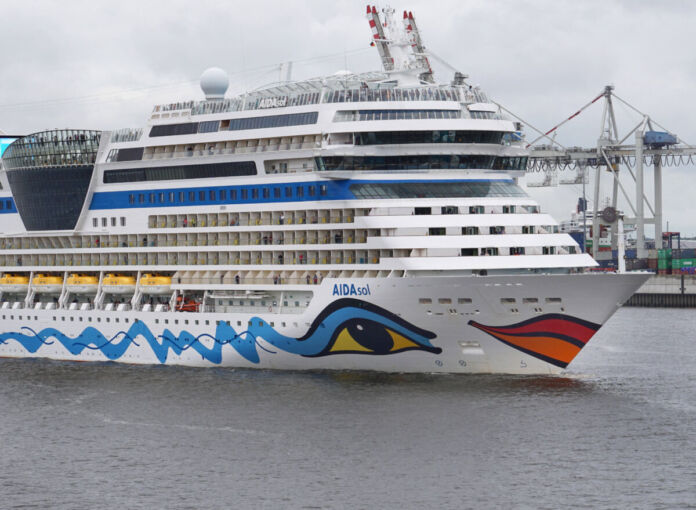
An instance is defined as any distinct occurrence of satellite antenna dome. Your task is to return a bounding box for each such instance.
[200,67,229,100]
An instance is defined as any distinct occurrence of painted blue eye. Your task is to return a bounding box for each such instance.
[343,318,396,353]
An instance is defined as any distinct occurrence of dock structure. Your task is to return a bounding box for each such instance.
[506,86,696,263]
[625,274,696,308]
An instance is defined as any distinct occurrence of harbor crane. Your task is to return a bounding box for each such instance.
[499,86,696,260]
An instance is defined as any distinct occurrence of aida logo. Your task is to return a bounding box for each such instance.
[332,283,371,296]
[258,97,287,109]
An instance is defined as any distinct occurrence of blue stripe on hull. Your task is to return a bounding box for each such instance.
[88,179,509,210]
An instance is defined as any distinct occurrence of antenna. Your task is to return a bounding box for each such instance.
[403,11,433,83]
[366,5,394,71]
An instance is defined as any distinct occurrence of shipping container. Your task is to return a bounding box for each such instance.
[658,259,669,269]
[647,258,658,269]
[658,249,672,259]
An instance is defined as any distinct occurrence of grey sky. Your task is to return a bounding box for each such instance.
[1,0,695,234]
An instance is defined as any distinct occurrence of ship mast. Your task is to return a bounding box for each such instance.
[366,5,433,86]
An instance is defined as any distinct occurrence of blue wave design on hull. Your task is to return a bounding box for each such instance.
[0,299,440,364]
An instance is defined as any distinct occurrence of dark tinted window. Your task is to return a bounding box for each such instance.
[354,131,505,145]
[115,147,145,161]
[350,181,527,199]
[103,161,257,183]
[149,123,199,137]
[198,121,220,133]
[317,155,527,171]
[228,112,318,131]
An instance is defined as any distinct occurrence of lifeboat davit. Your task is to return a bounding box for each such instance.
[32,274,64,293]
[139,274,172,295]
[66,274,99,294]
[102,273,136,294]
[0,274,30,293]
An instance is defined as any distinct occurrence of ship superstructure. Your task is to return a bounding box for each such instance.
[0,6,648,373]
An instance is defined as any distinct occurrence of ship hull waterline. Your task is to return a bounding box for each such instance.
[0,273,648,374]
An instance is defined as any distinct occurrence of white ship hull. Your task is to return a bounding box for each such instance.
[0,273,647,374]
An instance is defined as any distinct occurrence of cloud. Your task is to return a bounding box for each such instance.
[1,0,695,233]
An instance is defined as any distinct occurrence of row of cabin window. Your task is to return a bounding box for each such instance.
[127,184,330,205]
[417,205,539,215]
[93,217,126,228]
[0,200,13,210]
[460,247,568,256]
[429,226,558,235]
[148,112,319,137]
[417,297,562,305]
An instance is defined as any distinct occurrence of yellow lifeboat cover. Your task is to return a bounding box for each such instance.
[0,274,30,285]
[103,274,136,286]
[33,274,63,285]
[67,274,99,285]
[140,274,172,286]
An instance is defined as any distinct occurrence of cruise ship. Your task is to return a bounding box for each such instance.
[0,6,648,374]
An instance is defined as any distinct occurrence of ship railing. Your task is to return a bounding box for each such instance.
[110,128,143,143]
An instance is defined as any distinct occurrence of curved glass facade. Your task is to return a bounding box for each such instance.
[2,130,101,231]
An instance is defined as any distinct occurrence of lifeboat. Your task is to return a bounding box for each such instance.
[175,295,200,312]
[32,274,64,293]
[0,274,30,293]
[139,274,172,295]
[102,273,136,294]
[66,274,99,294]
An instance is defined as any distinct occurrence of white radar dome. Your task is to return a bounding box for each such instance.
[200,67,229,100]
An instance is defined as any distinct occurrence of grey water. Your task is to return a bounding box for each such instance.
[1,307,695,510]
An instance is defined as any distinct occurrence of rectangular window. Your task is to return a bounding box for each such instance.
[252,189,259,199]
[179,191,185,202]
[308,186,316,197]
[138,194,144,204]
[320,185,328,196]
[189,191,195,201]
[169,192,175,202]
[418,298,432,304]
[128,194,135,204]
[297,187,304,198]
[111,217,116,227]
[230,189,237,200]
[285,187,292,197]
[429,227,446,236]
[209,190,216,201]
[149,193,155,203]
[199,191,205,201]
[263,188,270,199]
[241,189,248,199]
[219,189,227,200]
[227,112,318,131]
[101,217,107,227]
[120,217,126,226]
[458,298,473,304]
[274,188,281,199]
[92,218,98,227]
[103,161,257,184]
[438,298,452,304]
[159,192,165,203]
